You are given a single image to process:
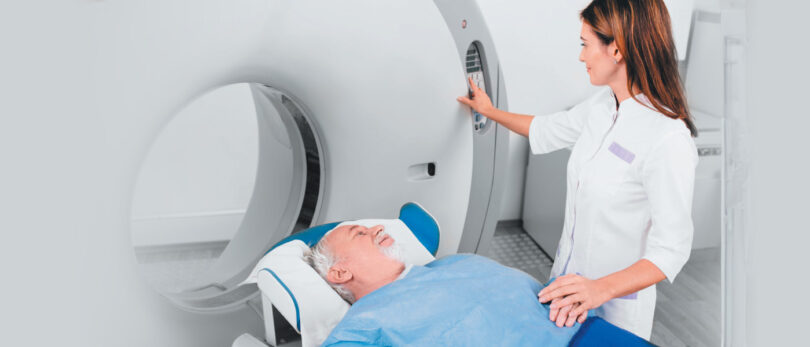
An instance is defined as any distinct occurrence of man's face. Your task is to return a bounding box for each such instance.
[323,224,401,284]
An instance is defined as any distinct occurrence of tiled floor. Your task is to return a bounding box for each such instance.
[487,223,721,347]
[651,247,721,347]
[486,223,554,282]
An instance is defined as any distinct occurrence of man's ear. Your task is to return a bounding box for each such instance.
[327,265,352,284]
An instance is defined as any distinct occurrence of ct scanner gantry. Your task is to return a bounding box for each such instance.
[86,0,510,346]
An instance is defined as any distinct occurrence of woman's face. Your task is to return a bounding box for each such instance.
[579,23,622,86]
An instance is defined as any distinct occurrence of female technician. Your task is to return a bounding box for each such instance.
[457,0,697,339]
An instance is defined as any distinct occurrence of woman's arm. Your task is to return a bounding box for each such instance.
[595,259,666,301]
[458,77,600,155]
[480,107,534,138]
[456,77,534,137]
[538,260,666,327]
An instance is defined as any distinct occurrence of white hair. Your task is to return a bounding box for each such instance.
[307,234,356,303]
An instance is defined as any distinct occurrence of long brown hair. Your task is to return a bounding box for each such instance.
[581,0,697,136]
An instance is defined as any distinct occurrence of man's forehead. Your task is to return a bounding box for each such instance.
[339,224,361,232]
[328,224,360,238]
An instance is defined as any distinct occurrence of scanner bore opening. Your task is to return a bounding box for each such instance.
[130,83,323,313]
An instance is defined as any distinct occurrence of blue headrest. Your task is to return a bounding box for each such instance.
[267,202,440,255]
[398,202,440,255]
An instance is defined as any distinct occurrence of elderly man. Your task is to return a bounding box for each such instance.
[306,224,586,346]
[308,224,405,303]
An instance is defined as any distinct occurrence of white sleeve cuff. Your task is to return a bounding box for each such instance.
[527,110,574,155]
[527,115,545,155]
[643,250,689,283]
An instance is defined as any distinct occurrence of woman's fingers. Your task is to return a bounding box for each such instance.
[459,76,495,114]
[539,274,579,298]
[468,76,487,98]
[550,293,583,310]
[547,298,561,321]
[569,302,588,320]
[565,305,579,327]
[555,304,573,327]
[540,274,598,327]
[577,311,588,324]
[456,96,472,107]
[548,307,558,322]
[540,283,581,303]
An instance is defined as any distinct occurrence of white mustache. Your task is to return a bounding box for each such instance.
[374,230,389,245]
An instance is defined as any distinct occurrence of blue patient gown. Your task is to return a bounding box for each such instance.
[322,254,581,346]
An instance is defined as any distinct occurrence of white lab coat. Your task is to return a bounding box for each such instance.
[528,88,698,339]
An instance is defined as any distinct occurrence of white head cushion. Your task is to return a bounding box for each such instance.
[241,218,435,347]
[245,240,348,347]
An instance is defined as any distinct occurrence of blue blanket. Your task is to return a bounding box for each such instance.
[322,254,582,346]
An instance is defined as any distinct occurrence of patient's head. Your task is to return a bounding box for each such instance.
[308,224,405,303]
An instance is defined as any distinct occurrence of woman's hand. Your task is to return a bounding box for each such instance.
[454,76,535,137]
[538,274,613,326]
[547,297,586,328]
[456,76,494,115]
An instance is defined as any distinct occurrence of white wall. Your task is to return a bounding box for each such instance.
[742,0,810,344]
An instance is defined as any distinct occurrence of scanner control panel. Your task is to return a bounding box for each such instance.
[466,43,491,133]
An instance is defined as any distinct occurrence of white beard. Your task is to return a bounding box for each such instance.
[375,232,404,263]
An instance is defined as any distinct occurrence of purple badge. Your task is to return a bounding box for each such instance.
[608,142,635,164]
[618,292,638,300]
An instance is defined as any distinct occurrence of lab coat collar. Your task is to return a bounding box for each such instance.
[607,88,655,115]
[607,88,648,109]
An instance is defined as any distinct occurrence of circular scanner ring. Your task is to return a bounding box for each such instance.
[123,1,477,313]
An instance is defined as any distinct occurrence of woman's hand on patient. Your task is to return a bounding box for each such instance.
[456,77,494,115]
[538,274,612,327]
[547,298,586,328]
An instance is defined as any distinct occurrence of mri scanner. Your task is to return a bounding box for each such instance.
[72,0,509,345]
